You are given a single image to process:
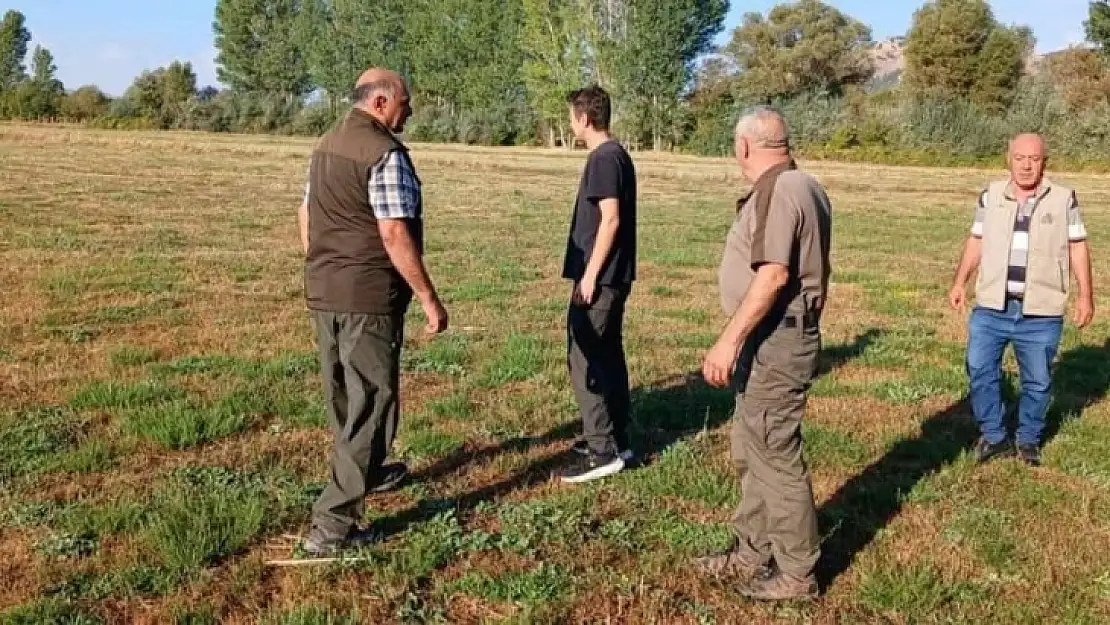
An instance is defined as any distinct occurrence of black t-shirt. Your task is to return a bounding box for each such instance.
[562,140,637,285]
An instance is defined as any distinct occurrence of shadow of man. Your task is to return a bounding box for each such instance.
[628,329,883,463]
[815,337,1110,591]
[1043,337,1110,442]
[376,330,882,536]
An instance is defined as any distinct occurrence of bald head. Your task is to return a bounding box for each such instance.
[354,67,406,103]
[352,67,411,133]
[735,106,790,153]
[1007,132,1048,191]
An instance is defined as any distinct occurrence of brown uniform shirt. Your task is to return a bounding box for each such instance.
[718,163,832,319]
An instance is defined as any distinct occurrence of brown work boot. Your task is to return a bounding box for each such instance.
[740,567,819,601]
[693,547,768,581]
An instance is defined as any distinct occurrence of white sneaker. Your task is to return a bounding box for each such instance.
[560,453,626,484]
[572,439,634,462]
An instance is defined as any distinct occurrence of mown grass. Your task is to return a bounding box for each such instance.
[3,125,1110,622]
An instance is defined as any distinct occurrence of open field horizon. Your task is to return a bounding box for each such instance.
[3,124,1110,624]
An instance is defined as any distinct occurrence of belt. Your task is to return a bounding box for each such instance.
[780,309,820,330]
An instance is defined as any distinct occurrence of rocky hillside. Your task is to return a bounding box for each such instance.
[867,36,1053,91]
[869,36,906,89]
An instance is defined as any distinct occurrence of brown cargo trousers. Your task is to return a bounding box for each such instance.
[728,313,821,580]
[309,311,403,538]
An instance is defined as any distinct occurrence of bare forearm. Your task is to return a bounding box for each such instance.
[298,203,309,255]
[382,226,437,299]
[584,215,619,282]
[718,268,788,350]
[1071,241,1093,299]
[953,237,982,286]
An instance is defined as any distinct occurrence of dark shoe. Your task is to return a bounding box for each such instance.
[369,462,408,493]
[572,439,633,462]
[1016,443,1042,466]
[559,452,625,484]
[302,525,381,558]
[740,567,819,602]
[693,547,768,581]
[975,437,1013,464]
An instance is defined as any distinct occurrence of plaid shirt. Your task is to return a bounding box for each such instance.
[303,149,421,220]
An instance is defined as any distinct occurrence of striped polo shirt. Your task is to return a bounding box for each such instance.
[971,186,1087,296]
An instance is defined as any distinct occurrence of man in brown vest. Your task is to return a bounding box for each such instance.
[297,68,448,556]
[949,133,1094,467]
[694,106,831,601]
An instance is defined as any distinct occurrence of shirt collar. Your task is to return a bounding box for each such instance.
[1004,177,1053,202]
[736,159,797,213]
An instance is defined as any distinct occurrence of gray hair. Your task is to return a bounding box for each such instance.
[734,105,790,150]
[352,78,398,104]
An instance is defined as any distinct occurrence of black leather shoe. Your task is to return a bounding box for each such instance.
[975,437,1013,464]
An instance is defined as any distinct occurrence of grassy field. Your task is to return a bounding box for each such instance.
[3,124,1110,624]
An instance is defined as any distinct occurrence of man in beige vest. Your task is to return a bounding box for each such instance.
[694,106,831,601]
[949,133,1094,466]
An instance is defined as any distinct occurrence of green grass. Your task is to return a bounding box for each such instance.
[152,351,318,381]
[942,506,1020,571]
[109,345,161,367]
[170,604,220,625]
[69,380,187,411]
[650,286,679,297]
[0,407,80,483]
[56,500,149,539]
[33,531,99,559]
[640,511,734,556]
[142,466,312,573]
[50,439,119,474]
[260,606,362,625]
[0,599,103,625]
[400,429,464,461]
[803,423,871,469]
[403,334,471,376]
[857,562,990,619]
[658,307,712,325]
[450,562,571,608]
[616,440,739,509]
[425,390,473,419]
[492,498,592,557]
[868,364,966,404]
[123,400,255,450]
[49,566,179,602]
[478,334,554,388]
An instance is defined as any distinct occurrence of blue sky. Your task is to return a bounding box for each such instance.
[11,0,1094,96]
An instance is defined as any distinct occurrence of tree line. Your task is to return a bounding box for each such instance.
[3,0,1110,166]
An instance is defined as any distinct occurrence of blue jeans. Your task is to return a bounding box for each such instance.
[966,299,1063,447]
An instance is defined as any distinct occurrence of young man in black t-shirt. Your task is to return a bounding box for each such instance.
[560,85,638,484]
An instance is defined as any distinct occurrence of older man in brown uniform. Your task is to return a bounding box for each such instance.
[695,106,832,601]
[297,68,448,556]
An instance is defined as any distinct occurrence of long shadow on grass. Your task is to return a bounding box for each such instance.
[815,339,1110,590]
[379,330,880,537]
[630,329,882,462]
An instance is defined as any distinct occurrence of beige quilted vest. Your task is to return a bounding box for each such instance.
[976,177,1075,317]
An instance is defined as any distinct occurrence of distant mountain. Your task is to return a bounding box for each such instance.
[865,36,1069,92]
[869,36,906,90]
